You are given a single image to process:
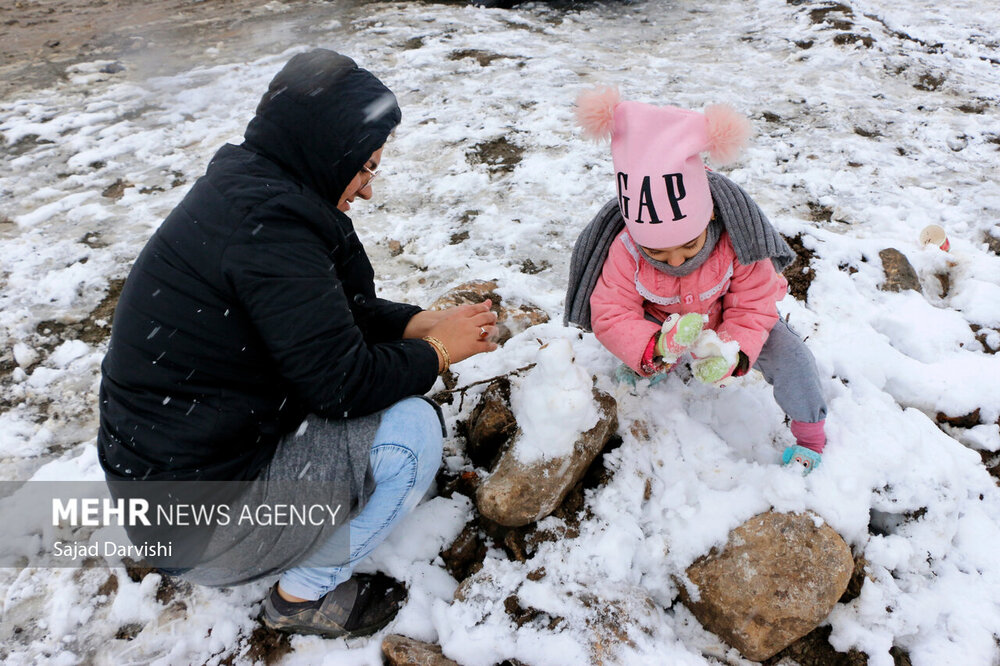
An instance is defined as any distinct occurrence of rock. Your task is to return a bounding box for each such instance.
[840,554,871,604]
[101,178,132,200]
[114,622,143,640]
[506,590,659,664]
[506,303,550,338]
[935,408,981,429]
[388,239,404,256]
[429,279,549,344]
[985,230,1000,256]
[454,570,659,666]
[453,569,488,603]
[946,135,968,151]
[782,233,817,302]
[765,624,868,666]
[382,635,460,666]
[437,468,480,500]
[440,521,487,581]
[878,248,922,293]
[244,625,293,664]
[981,450,1000,483]
[680,511,854,662]
[430,279,501,311]
[582,591,661,665]
[476,389,617,527]
[466,377,516,468]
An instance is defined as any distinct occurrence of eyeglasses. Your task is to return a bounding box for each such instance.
[360,164,379,187]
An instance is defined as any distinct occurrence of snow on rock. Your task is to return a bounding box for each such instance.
[429,279,550,345]
[680,511,854,661]
[443,562,669,666]
[509,338,600,464]
[476,386,616,527]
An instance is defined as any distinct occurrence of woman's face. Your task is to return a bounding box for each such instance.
[641,227,709,267]
[337,146,384,212]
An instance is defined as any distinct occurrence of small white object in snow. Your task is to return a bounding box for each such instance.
[12,342,38,368]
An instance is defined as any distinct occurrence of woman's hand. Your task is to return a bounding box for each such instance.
[422,300,499,366]
[403,309,450,340]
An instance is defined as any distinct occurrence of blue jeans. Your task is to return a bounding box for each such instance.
[277,397,443,601]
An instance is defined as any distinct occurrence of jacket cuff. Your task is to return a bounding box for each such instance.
[639,333,660,375]
[385,303,424,340]
[732,352,751,377]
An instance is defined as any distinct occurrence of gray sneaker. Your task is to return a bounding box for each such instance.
[261,573,407,638]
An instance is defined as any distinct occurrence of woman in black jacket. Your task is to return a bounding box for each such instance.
[98,49,497,637]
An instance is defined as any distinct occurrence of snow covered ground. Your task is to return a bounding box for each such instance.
[1,0,999,663]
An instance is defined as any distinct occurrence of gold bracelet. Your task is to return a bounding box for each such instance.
[422,336,450,374]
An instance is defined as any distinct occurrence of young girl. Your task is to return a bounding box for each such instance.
[565,88,827,473]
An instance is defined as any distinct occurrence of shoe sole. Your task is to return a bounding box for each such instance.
[260,604,400,639]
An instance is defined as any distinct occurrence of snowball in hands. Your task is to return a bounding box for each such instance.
[510,339,600,464]
[690,328,741,386]
[690,328,740,365]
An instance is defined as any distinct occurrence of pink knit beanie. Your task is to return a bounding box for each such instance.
[576,87,751,249]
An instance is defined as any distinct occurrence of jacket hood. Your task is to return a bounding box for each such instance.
[243,49,401,205]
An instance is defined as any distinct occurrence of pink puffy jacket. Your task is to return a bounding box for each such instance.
[591,229,788,374]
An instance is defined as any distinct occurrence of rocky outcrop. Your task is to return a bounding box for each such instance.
[429,279,549,344]
[453,570,660,666]
[879,248,922,293]
[476,389,617,527]
[584,591,660,666]
[382,634,460,666]
[680,511,854,661]
[465,377,517,469]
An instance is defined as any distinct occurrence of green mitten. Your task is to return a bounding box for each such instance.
[655,313,706,362]
[692,355,737,387]
[689,328,741,388]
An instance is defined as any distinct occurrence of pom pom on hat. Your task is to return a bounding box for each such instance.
[575,86,620,141]
[704,103,751,165]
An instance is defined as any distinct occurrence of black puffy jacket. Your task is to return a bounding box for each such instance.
[98,50,439,482]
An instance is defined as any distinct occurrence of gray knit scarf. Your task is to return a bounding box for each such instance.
[564,170,795,331]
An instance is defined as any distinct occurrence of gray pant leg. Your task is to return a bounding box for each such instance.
[179,412,381,587]
[753,318,827,423]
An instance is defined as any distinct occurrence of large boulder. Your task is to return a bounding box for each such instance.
[476,388,617,527]
[680,511,854,661]
[429,279,549,344]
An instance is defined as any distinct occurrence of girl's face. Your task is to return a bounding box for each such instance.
[641,228,709,267]
[337,146,384,212]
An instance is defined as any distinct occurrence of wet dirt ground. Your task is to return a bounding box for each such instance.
[0,0,380,98]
